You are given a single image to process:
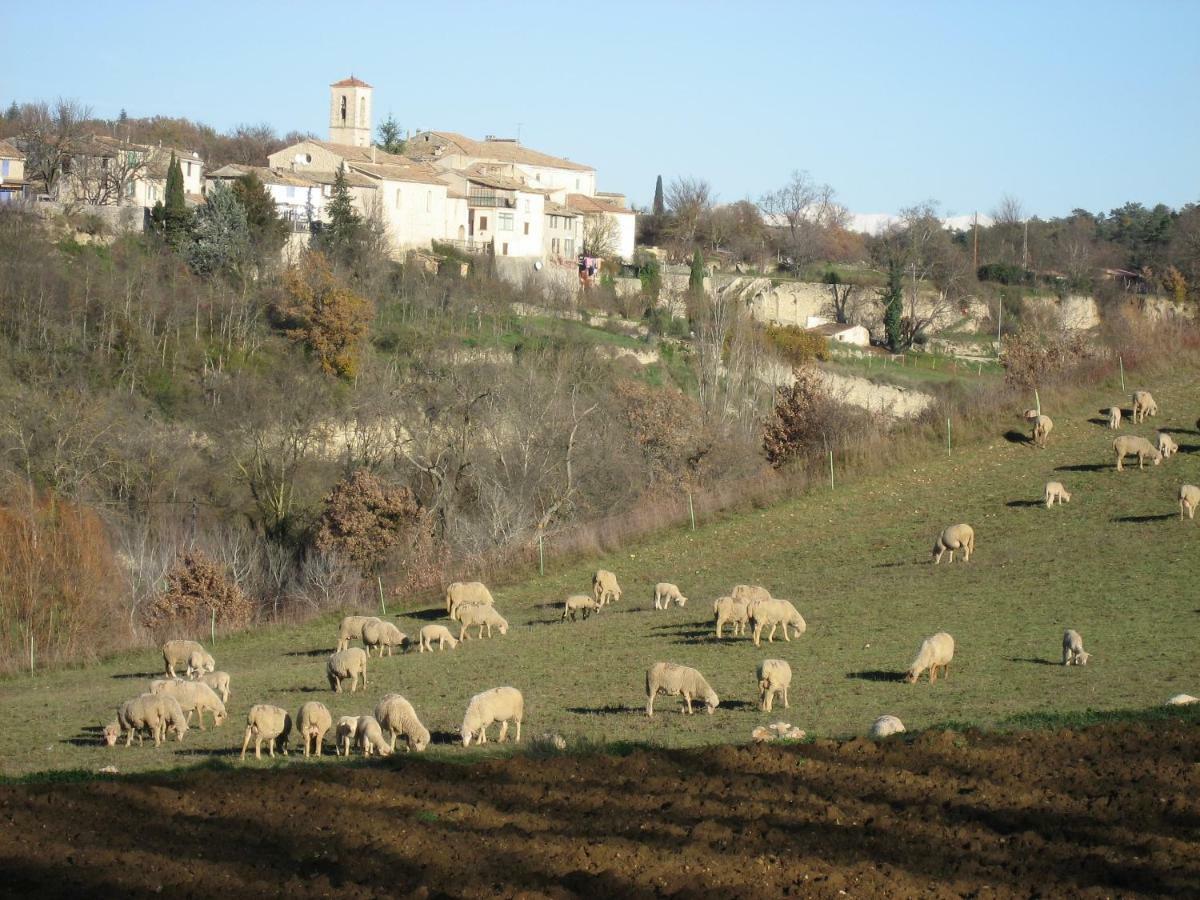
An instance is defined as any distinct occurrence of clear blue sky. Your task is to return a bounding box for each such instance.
[4,0,1198,218]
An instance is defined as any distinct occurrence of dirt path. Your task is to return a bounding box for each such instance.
[1,717,1197,898]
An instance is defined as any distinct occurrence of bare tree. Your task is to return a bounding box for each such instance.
[759,170,840,268]
[16,99,92,197]
[582,213,619,258]
[665,176,714,252]
[63,140,147,205]
[823,278,865,325]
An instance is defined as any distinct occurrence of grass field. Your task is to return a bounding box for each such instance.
[2,370,1199,778]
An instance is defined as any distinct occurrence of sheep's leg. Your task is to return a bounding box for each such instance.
[646,692,655,717]
[782,687,789,709]
[782,623,791,642]
[942,663,950,680]
[768,623,778,643]
[498,720,509,743]
[683,692,694,715]
[240,728,252,759]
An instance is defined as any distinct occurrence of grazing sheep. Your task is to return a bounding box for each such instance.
[1179,484,1200,521]
[1032,414,1054,448]
[932,524,975,564]
[336,615,380,652]
[1107,406,1122,429]
[1044,481,1071,508]
[1022,408,1041,422]
[334,716,360,756]
[1132,390,1158,423]
[653,583,688,609]
[196,670,231,704]
[457,604,509,640]
[1157,432,1179,459]
[297,701,332,757]
[240,704,291,760]
[757,659,792,712]
[461,686,524,747]
[869,715,906,738]
[750,599,807,647]
[561,594,600,621]
[445,582,495,619]
[645,662,719,717]
[1114,435,1162,471]
[117,694,188,747]
[326,647,368,693]
[1062,629,1091,666]
[150,679,227,730]
[592,569,622,607]
[418,624,459,652]
[362,619,407,657]
[731,584,773,606]
[904,632,955,684]
[1166,694,1199,706]
[713,595,751,638]
[355,716,393,756]
[161,639,215,679]
[102,720,121,747]
[375,693,430,752]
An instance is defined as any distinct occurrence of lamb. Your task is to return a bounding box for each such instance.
[355,715,393,756]
[326,647,368,693]
[932,523,974,564]
[336,615,381,652]
[561,594,600,621]
[150,679,227,730]
[749,599,807,647]
[713,595,751,638]
[240,704,291,760]
[445,582,495,619]
[1022,408,1041,422]
[653,583,688,609]
[1044,481,1071,508]
[1113,435,1162,471]
[334,716,360,756]
[1032,414,1054,448]
[117,693,189,747]
[645,662,719,717]
[904,632,955,684]
[196,670,231,704]
[362,619,407,657]
[161,639,215,679]
[1131,390,1158,424]
[374,693,431,752]
[102,720,121,746]
[1107,406,1122,429]
[757,659,792,712]
[461,686,524,747]
[297,701,332,757]
[1157,432,1179,459]
[1179,484,1200,520]
[1062,629,1090,666]
[1166,694,1199,706]
[592,569,622,607]
[418,624,459,652]
[869,715,906,738]
[457,603,509,640]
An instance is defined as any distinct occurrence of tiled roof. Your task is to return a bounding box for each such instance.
[331,76,372,88]
[349,161,447,186]
[207,164,320,188]
[412,131,594,172]
[807,322,863,337]
[544,200,580,217]
[566,193,632,215]
[0,139,23,160]
[307,140,409,165]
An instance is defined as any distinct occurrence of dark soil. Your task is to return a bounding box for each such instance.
[1,718,1198,899]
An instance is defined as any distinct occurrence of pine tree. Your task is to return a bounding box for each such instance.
[117,108,128,125]
[232,171,288,257]
[313,166,363,267]
[883,258,904,351]
[186,181,251,277]
[652,175,665,217]
[375,116,405,155]
[3,100,19,122]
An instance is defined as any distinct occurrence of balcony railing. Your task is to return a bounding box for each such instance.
[440,238,493,255]
[467,192,515,208]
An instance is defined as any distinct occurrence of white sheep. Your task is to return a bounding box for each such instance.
[1022,408,1041,422]
[336,615,381,652]
[1179,484,1200,521]
[757,659,792,712]
[1166,694,1199,706]
[326,647,368,693]
[150,679,227,730]
[418,624,459,652]
[362,619,407,657]
[562,594,600,621]
[445,582,495,619]
[1032,414,1054,448]
[1107,406,1122,429]
[731,584,772,606]
[297,701,333,757]
[1114,435,1162,471]
[1062,629,1090,666]
[117,693,189,747]
[461,686,524,747]
[161,639,215,679]
[375,693,431,752]
[1132,390,1158,423]
[195,670,231,704]
[592,569,622,607]
[457,604,509,640]
[1157,432,1179,459]
[102,720,121,746]
[869,715,906,738]
[1044,481,1071,508]
[334,716,361,756]
[645,662,719,717]
[240,704,291,760]
[750,599,807,647]
[904,632,955,684]
[932,523,974,564]
[355,715,393,756]
[713,595,751,638]
[653,583,688,609]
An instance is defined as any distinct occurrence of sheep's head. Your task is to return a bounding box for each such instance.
[678,596,688,607]
[1152,452,1163,466]
[409,728,430,752]
[704,691,720,714]
[1076,651,1091,666]
[497,622,509,635]
[102,721,120,746]
[903,669,919,684]
[170,719,189,743]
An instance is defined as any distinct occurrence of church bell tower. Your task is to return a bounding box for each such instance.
[329,76,373,148]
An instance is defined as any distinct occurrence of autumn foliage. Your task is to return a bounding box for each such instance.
[141,549,253,633]
[313,470,427,575]
[999,324,1089,389]
[272,251,373,378]
[762,367,835,469]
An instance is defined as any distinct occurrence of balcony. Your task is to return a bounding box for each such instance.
[467,191,515,209]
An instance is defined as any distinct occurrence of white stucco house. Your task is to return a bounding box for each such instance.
[54,134,204,208]
[805,317,871,347]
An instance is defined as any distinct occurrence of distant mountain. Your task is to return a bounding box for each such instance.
[848,212,994,235]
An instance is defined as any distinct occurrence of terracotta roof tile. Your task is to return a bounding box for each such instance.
[331,76,372,88]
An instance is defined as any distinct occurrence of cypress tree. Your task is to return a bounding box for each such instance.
[652,175,664,217]
[689,248,705,295]
[883,258,904,351]
[152,153,191,248]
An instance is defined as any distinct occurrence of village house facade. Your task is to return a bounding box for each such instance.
[55,135,204,208]
[0,139,26,203]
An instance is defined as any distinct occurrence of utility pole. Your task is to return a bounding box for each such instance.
[1022,220,1029,271]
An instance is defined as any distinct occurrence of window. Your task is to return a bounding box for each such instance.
[552,238,559,254]
[523,222,529,235]
[1,160,8,178]
[395,188,401,209]
[186,162,192,177]
[498,212,513,231]
[340,96,347,123]
[287,186,296,199]
[502,242,509,255]
[426,191,432,212]
[360,97,366,122]
[565,239,574,256]
[523,199,530,212]
[575,179,580,189]
[479,215,488,231]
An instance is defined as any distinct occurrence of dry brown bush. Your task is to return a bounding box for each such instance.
[141,549,253,633]
[999,324,1089,389]
[313,470,425,575]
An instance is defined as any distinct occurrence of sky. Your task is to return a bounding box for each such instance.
[3,0,1198,219]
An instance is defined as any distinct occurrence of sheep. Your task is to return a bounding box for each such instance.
[1166,694,1199,706]
[592,569,622,607]
[195,670,231,704]
[1062,629,1091,666]
[1044,481,1071,508]
[1032,414,1054,448]
[904,632,955,684]
[374,693,430,752]
[1022,408,1041,422]
[161,639,214,679]
[117,693,188,747]
[732,584,773,621]
[297,701,332,757]
[932,524,974,564]
[334,716,361,756]
[326,647,368,693]
[355,716,393,756]
[645,662,719,717]
[445,582,495,619]
[1107,406,1122,429]
[749,599,807,647]
[1179,484,1200,520]
[1157,432,1179,459]
[713,595,751,638]
[1113,435,1162,471]
[562,594,600,621]
[336,615,380,652]
[1131,390,1158,424]
[457,603,509,641]
[150,679,227,730]
[869,715,906,738]
[653,583,688,609]
[362,619,407,657]
[461,686,524,747]
[757,659,792,712]
[418,624,459,652]
[102,720,121,747]
[240,704,291,760]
